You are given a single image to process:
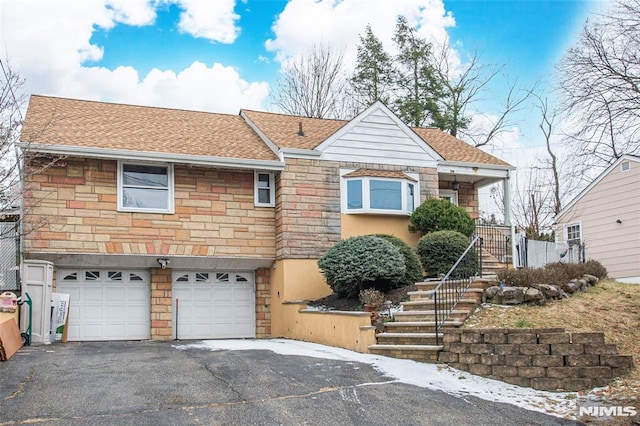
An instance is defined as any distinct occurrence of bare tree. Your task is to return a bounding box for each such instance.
[0,59,26,218]
[461,79,534,148]
[557,0,640,173]
[1,59,63,240]
[271,42,352,119]
[430,42,501,138]
[536,96,561,216]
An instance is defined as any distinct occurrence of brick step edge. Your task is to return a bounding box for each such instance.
[368,344,444,351]
[385,321,463,327]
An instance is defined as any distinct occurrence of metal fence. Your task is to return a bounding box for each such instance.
[515,234,585,268]
[475,221,512,264]
[0,222,20,291]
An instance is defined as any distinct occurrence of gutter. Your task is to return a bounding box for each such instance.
[16,142,285,171]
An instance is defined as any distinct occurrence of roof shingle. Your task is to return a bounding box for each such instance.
[21,96,280,162]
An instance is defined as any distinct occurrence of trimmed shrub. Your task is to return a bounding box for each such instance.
[417,230,478,278]
[409,198,475,237]
[372,234,423,287]
[317,235,406,299]
[496,259,608,287]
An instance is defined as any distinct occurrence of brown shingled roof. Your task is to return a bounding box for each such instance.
[21,95,280,162]
[344,169,417,181]
[243,108,511,167]
[411,127,511,167]
[241,109,347,150]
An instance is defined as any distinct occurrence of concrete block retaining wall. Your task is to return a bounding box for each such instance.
[438,328,634,391]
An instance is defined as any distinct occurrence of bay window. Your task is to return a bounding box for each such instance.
[342,172,419,215]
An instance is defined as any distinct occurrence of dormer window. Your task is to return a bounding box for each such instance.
[341,169,419,215]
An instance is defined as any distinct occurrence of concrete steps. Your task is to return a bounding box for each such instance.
[369,276,497,363]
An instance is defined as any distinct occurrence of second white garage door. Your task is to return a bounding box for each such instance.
[172,271,255,340]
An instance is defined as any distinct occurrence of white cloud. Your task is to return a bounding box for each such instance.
[106,0,158,26]
[266,0,456,64]
[174,0,240,43]
[0,0,267,113]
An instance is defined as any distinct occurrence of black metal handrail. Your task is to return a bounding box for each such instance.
[431,234,482,345]
[474,220,511,264]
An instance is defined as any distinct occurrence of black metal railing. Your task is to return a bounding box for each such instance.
[431,235,482,345]
[475,220,511,264]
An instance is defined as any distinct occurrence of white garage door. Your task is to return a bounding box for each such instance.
[172,271,255,339]
[57,269,150,341]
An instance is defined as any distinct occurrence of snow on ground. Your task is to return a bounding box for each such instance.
[174,338,589,420]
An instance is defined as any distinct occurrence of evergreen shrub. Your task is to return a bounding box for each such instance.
[317,235,406,298]
[409,198,475,237]
[417,230,478,278]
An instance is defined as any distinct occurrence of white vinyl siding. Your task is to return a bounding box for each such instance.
[320,108,439,167]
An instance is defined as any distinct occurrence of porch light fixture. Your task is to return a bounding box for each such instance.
[157,258,170,269]
[452,177,460,191]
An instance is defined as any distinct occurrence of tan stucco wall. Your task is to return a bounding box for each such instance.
[278,302,377,353]
[340,214,420,246]
[23,158,276,258]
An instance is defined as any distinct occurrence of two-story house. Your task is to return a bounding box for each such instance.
[19,95,513,342]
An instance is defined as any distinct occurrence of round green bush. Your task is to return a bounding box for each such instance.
[417,230,478,278]
[409,198,475,237]
[372,234,423,287]
[317,235,406,298]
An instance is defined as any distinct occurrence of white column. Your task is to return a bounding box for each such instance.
[503,170,512,226]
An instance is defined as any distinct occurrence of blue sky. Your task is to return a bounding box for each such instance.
[0,0,605,157]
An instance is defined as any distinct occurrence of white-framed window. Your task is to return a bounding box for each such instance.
[254,171,275,207]
[621,161,630,172]
[566,222,582,242]
[117,161,174,213]
[342,173,419,215]
[439,189,458,206]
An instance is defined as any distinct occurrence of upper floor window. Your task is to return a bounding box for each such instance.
[117,162,174,213]
[342,170,419,215]
[621,161,630,172]
[255,171,275,207]
[566,223,581,242]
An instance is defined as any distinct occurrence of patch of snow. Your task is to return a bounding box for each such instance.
[174,338,587,419]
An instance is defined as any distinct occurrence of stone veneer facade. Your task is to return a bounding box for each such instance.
[23,158,276,257]
[276,158,439,259]
[23,157,277,340]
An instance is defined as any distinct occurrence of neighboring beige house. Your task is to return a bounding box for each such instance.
[19,95,514,343]
[555,155,640,283]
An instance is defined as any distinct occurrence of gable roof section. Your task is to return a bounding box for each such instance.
[243,103,511,168]
[20,95,283,170]
[240,109,347,150]
[555,154,640,221]
[411,127,511,167]
[314,102,443,167]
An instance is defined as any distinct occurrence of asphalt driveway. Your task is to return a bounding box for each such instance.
[0,340,580,425]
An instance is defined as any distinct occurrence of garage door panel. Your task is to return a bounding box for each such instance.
[58,269,150,341]
[84,287,103,302]
[173,271,255,340]
[213,288,233,302]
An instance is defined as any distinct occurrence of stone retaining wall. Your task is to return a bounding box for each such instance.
[438,328,634,391]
